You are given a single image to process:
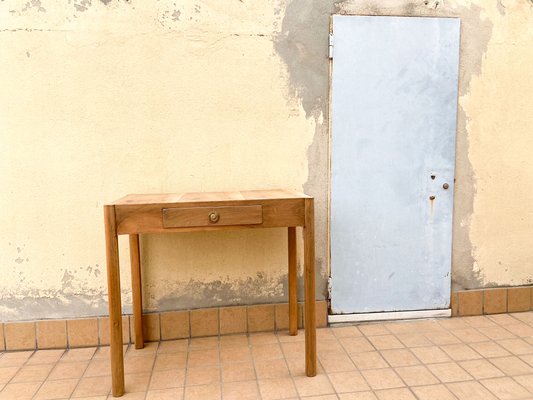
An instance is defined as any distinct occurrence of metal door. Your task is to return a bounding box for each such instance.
[330,16,460,314]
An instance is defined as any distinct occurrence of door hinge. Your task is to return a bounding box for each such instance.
[328,33,334,59]
[327,276,332,299]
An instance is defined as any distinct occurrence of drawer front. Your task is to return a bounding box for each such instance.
[162,205,263,228]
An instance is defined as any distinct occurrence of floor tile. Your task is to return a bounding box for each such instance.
[380,349,420,367]
[187,349,219,367]
[395,333,432,348]
[221,345,252,363]
[367,335,404,350]
[33,378,78,399]
[61,347,96,362]
[303,395,338,400]
[505,324,533,338]
[186,365,220,386]
[426,362,473,383]
[458,359,505,379]
[84,358,111,377]
[488,314,519,325]
[489,356,533,376]
[280,342,305,359]
[153,352,187,370]
[349,352,388,370]
[11,364,54,383]
[480,376,533,400]
[425,332,462,346]
[126,342,159,357]
[477,326,516,340]
[157,340,189,354]
[470,341,512,358]
[521,354,533,367]
[0,366,19,384]
[450,328,489,343]
[71,375,112,397]
[190,336,220,350]
[0,352,33,367]
[293,374,335,397]
[0,381,41,400]
[26,350,65,365]
[125,372,151,393]
[146,388,184,400]
[1,315,533,400]
[257,377,297,400]
[184,383,221,400]
[340,337,374,353]
[331,326,362,338]
[463,316,497,328]
[319,352,356,373]
[497,338,533,355]
[317,339,346,355]
[249,333,279,345]
[328,371,370,393]
[222,380,260,400]
[440,344,483,361]
[375,387,416,400]
[446,381,498,400]
[394,365,439,386]
[316,329,337,342]
[438,318,471,331]
[221,362,256,382]
[513,374,533,393]
[48,360,88,380]
[219,334,249,348]
[149,369,186,390]
[410,346,452,364]
[251,344,284,361]
[361,368,404,390]
[359,324,390,336]
[254,358,289,379]
[338,392,378,399]
[124,355,155,374]
[411,384,457,400]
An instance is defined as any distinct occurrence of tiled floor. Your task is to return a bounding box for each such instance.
[1,312,533,399]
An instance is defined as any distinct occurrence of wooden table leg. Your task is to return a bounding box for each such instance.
[288,227,298,336]
[104,206,125,397]
[303,198,316,377]
[129,234,144,349]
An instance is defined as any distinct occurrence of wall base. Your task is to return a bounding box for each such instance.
[0,301,328,351]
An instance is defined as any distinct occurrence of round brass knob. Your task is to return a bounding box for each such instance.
[208,211,219,223]
[443,183,449,190]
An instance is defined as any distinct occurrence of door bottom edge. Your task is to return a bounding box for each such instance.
[328,309,451,324]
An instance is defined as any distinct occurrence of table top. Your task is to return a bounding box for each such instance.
[110,189,311,206]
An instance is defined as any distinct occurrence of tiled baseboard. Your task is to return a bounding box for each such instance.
[451,285,533,316]
[0,301,328,351]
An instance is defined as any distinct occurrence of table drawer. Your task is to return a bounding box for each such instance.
[162,205,263,228]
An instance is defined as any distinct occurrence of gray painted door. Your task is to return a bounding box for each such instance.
[330,15,460,314]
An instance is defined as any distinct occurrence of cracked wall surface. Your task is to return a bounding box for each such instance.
[1,0,532,321]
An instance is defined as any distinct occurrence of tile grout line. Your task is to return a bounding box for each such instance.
[29,349,66,400]
[66,346,99,399]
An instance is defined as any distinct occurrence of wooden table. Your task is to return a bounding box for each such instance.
[104,189,317,397]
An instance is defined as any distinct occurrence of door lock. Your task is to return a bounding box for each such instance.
[443,183,449,190]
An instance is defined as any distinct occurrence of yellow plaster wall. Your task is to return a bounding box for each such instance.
[0,0,316,320]
[1,0,532,321]
[462,0,533,287]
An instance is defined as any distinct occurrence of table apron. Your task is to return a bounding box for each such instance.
[115,199,306,235]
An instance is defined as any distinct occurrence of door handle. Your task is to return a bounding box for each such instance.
[443,183,449,190]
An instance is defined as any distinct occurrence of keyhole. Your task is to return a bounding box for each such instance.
[430,175,436,180]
